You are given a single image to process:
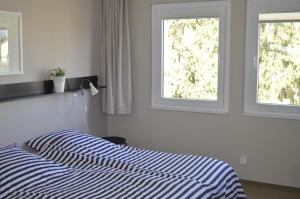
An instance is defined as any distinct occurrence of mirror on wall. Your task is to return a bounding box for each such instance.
[0,11,22,75]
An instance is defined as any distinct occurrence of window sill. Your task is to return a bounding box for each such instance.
[151,103,228,114]
[243,110,300,120]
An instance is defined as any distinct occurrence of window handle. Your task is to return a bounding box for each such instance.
[253,56,258,70]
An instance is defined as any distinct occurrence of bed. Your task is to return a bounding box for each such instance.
[0,130,247,199]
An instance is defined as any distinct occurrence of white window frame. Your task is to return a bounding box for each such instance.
[244,0,300,120]
[151,1,231,113]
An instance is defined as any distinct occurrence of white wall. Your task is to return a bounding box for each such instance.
[107,0,300,188]
[0,0,100,84]
[0,93,107,147]
[0,0,107,147]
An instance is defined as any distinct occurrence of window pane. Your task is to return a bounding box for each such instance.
[163,18,219,100]
[258,12,300,106]
[0,29,8,73]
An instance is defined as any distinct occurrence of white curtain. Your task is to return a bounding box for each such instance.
[100,0,132,115]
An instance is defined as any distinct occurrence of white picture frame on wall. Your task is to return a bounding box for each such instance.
[0,10,23,75]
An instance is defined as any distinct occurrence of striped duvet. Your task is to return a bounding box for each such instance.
[25,129,247,198]
[1,145,220,199]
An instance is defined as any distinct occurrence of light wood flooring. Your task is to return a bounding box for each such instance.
[242,180,300,199]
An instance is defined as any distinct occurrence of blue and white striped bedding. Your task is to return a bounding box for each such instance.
[1,145,222,199]
[25,129,247,198]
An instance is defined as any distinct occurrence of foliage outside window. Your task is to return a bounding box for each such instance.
[163,18,219,101]
[258,16,300,106]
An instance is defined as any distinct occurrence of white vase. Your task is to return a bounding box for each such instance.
[53,76,65,93]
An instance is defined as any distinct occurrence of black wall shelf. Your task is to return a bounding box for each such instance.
[0,76,106,102]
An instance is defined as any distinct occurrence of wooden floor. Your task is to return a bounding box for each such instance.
[242,180,300,199]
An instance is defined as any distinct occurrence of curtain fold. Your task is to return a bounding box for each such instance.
[100,0,132,115]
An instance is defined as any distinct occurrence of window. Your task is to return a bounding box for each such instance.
[151,1,230,113]
[244,0,300,119]
[0,29,9,73]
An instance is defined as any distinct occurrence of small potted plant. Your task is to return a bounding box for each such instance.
[50,67,66,93]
